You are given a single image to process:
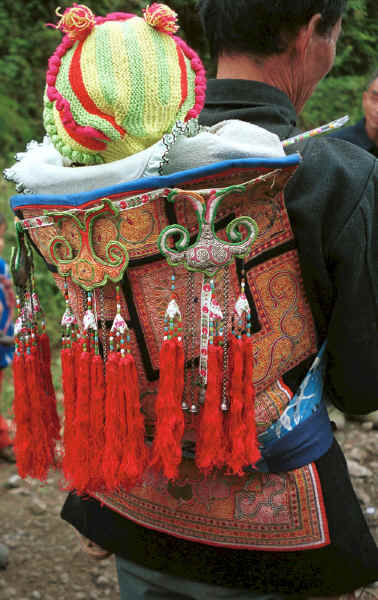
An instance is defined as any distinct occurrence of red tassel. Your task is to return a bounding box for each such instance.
[71,349,91,493]
[150,338,185,480]
[195,344,225,474]
[40,332,61,445]
[102,351,124,491]
[27,346,55,480]
[12,352,33,478]
[118,353,147,489]
[61,346,77,485]
[88,353,106,491]
[242,335,261,465]
[226,336,247,476]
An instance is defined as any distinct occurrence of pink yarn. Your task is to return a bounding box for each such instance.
[174,36,207,121]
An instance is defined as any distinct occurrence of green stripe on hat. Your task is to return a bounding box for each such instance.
[95,24,118,110]
[121,19,147,137]
[150,28,171,107]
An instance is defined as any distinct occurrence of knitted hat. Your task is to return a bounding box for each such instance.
[43,3,206,165]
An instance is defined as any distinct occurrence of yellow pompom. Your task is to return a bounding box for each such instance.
[55,4,95,39]
[143,3,179,35]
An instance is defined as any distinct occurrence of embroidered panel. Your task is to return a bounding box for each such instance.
[247,251,317,392]
[94,461,329,551]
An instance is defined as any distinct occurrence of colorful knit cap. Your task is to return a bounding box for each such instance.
[43,3,206,164]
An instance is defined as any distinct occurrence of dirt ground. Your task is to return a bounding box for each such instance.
[0,421,377,600]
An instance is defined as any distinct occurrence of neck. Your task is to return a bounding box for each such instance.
[365,121,378,146]
[216,53,315,115]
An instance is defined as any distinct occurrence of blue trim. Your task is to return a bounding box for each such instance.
[253,403,334,473]
[10,155,301,211]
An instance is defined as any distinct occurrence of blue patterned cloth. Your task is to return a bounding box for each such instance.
[259,342,327,447]
[0,258,14,369]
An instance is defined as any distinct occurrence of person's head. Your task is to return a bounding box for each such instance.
[44,3,206,165]
[362,69,378,135]
[198,0,345,112]
[198,0,346,60]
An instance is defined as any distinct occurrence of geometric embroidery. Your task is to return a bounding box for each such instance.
[94,461,330,550]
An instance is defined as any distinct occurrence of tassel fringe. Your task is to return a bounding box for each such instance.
[150,338,185,481]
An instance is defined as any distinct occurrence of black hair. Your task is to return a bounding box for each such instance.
[198,0,346,59]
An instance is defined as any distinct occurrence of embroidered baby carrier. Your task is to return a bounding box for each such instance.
[10,154,332,550]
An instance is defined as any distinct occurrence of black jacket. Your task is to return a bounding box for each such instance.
[329,117,378,157]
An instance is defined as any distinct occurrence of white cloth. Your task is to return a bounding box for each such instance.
[4,121,285,196]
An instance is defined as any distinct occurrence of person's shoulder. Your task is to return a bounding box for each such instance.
[299,132,376,179]
[327,120,362,143]
[286,133,376,225]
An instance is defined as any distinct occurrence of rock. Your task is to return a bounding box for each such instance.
[4,475,21,489]
[7,588,16,597]
[30,499,47,516]
[0,544,9,569]
[362,421,374,431]
[59,573,70,584]
[355,486,371,506]
[31,591,41,599]
[346,459,373,478]
[348,447,369,462]
[75,593,86,600]
[96,576,108,588]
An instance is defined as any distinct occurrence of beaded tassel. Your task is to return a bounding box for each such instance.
[61,280,78,485]
[71,291,96,493]
[226,273,260,475]
[13,288,58,481]
[12,296,33,478]
[150,274,185,480]
[88,327,106,491]
[196,281,225,474]
[103,287,147,491]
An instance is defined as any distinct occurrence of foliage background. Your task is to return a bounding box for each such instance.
[0,0,376,407]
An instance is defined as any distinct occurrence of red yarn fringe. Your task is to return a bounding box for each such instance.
[61,346,77,485]
[196,344,225,474]
[118,353,148,489]
[40,332,61,446]
[150,338,185,481]
[102,351,123,491]
[71,349,91,493]
[226,336,247,476]
[242,335,261,465]
[88,353,106,491]
[26,347,55,480]
[12,353,33,478]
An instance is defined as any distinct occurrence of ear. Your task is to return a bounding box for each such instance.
[294,13,323,58]
[362,91,368,112]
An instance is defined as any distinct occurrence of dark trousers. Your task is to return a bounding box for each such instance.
[116,555,283,600]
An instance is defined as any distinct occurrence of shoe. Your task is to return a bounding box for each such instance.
[327,405,346,430]
[74,529,112,560]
